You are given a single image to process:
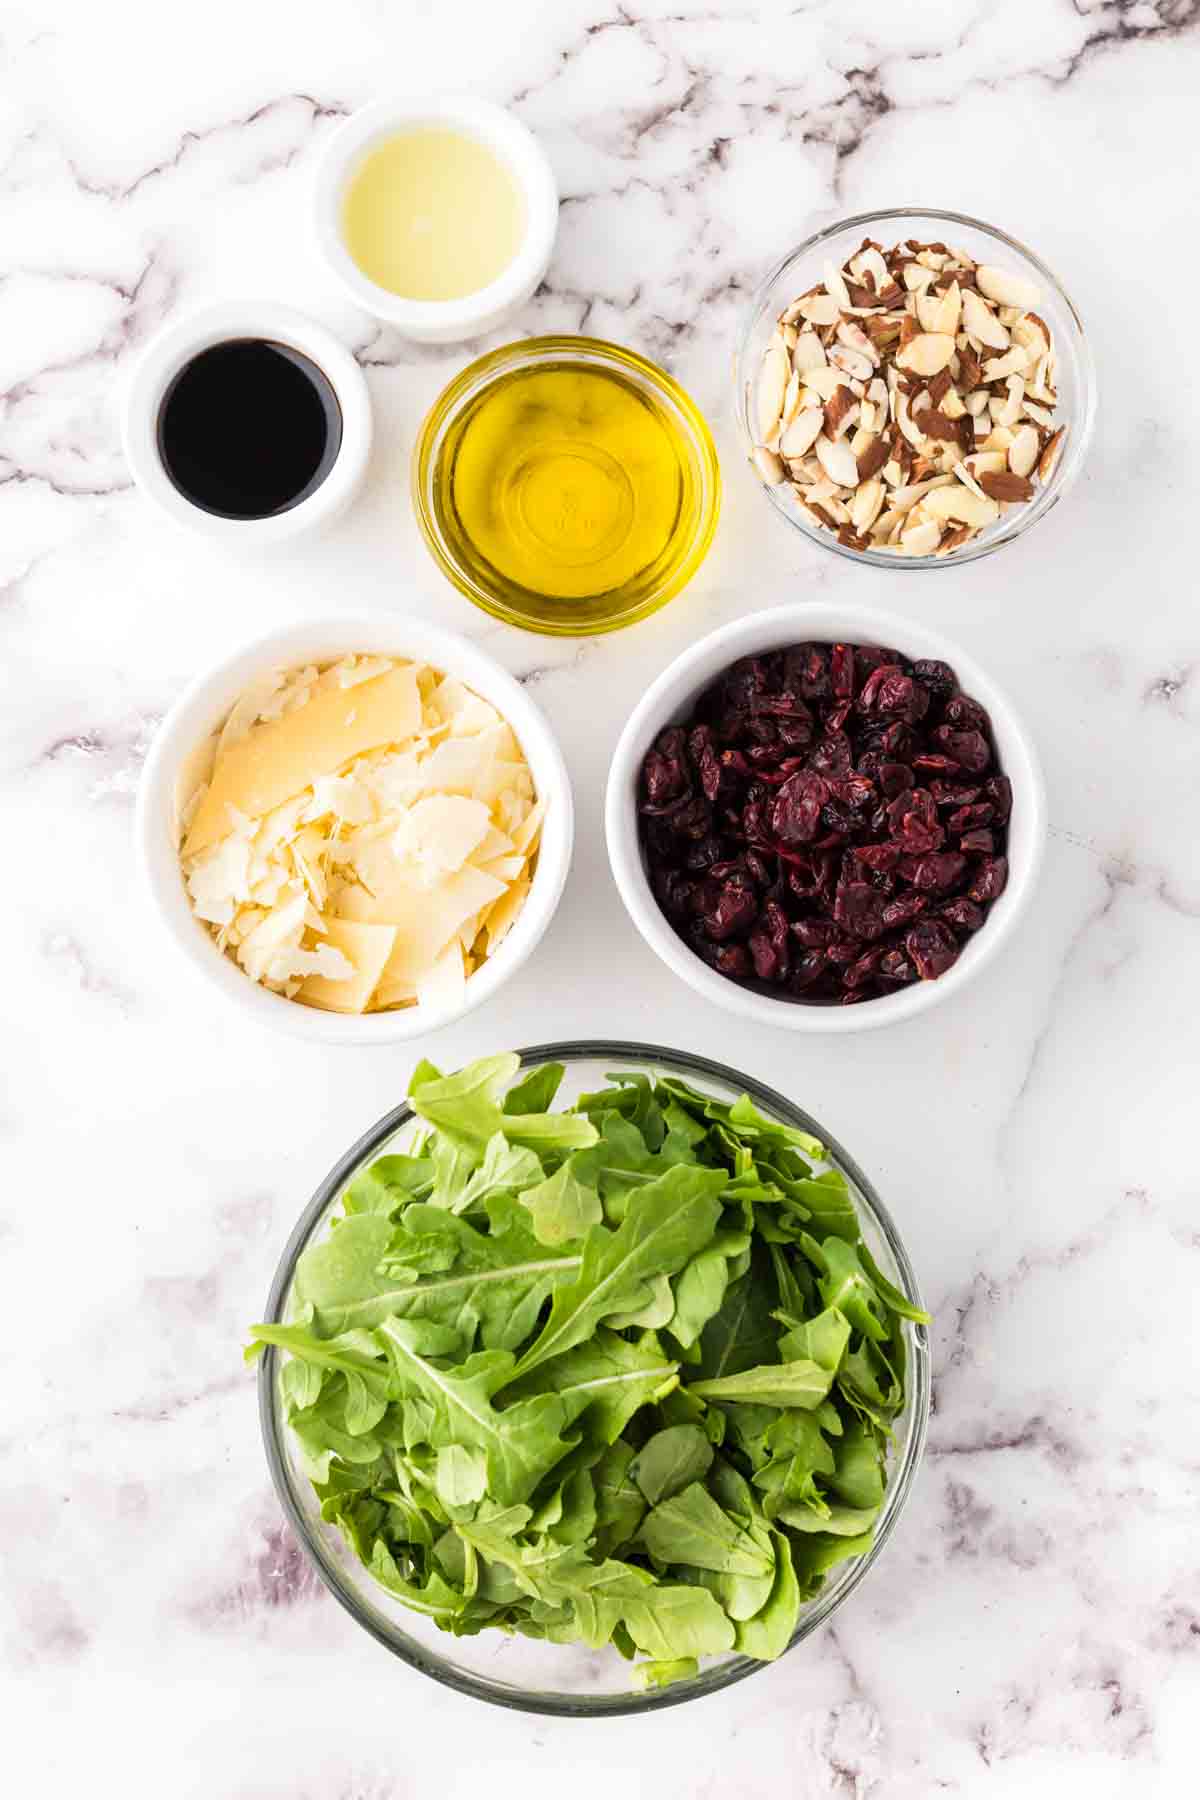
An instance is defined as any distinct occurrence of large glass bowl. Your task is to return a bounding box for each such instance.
[257,1042,930,1716]
[735,207,1096,570]
[412,337,721,636]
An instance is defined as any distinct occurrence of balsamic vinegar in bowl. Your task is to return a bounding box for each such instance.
[156,338,343,520]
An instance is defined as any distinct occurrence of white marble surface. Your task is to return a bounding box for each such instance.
[2,1,1199,1793]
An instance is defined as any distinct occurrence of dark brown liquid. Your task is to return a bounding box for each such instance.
[157,339,343,520]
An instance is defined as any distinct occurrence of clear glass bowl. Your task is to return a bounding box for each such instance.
[412,337,721,636]
[257,1041,930,1716]
[735,207,1096,570]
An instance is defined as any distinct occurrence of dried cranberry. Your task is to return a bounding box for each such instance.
[715,944,751,978]
[854,843,902,873]
[702,873,759,941]
[931,780,981,809]
[772,771,828,844]
[940,897,984,934]
[748,901,790,982]
[879,948,916,983]
[887,789,944,854]
[830,643,855,700]
[792,917,836,949]
[685,834,724,872]
[911,659,958,706]
[834,882,889,941]
[810,731,852,777]
[907,919,960,980]
[983,774,1013,823]
[944,694,990,734]
[879,761,915,800]
[967,856,1009,904]
[959,829,995,855]
[907,851,967,893]
[790,948,829,992]
[641,727,689,807]
[845,945,889,987]
[881,892,928,930]
[786,645,831,700]
[947,802,994,833]
[930,726,991,775]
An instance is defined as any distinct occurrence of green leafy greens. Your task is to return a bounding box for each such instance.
[249,1056,927,1691]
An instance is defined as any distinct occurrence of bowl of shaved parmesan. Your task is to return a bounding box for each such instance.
[136,615,572,1042]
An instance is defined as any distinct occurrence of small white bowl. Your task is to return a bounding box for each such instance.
[123,302,372,545]
[605,604,1046,1035]
[314,95,558,343]
[136,615,573,1044]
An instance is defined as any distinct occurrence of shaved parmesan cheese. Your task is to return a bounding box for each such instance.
[179,655,542,1013]
[296,917,397,1013]
[392,794,491,885]
[415,939,467,1012]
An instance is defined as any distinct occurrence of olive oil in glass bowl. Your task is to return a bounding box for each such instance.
[413,338,721,636]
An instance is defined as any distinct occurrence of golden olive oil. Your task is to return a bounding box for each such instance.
[342,129,525,301]
[435,359,703,627]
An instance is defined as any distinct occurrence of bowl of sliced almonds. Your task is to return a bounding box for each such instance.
[736,208,1095,566]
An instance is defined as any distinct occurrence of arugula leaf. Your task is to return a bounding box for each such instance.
[688,1358,833,1409]
[733,1528,801,1660]
[504,1329,679,1446]
[800,1234,890,1342]
[378,1323,586,1505]
[503,1062,565,1115]
[641,1481,773,1578]
[592,1440,646,1557]
[411,1054,598,1155]
[343,1153,434,1216]
[696,1245,780,1381]
[669,1230,752,1350]
[629,1424,713,1505]
[519,1162,603,1245]
[511,1166,727,1377]
[632,1657,700,1692]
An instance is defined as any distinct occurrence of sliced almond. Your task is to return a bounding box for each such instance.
[976,265,1041,310]
[900,517,943,556]
[779,407,824,458]
[752,446,785,485]
[902,263,937,293]
[961,288,1010,350]
[792,330,827,374]
[798,292,841,326]
[814,433,859,489]
[978,470,1035,503]
[895,332,956,377]
[922,485,1000,528]
[828,345,874,382]
[823,260,851,309]
[802,366,850,404]
[1037,426,1066,482]
[1008,423,1039,478]
[756,340,789,441]
[981,345,1031,382]
[850,477,884,532]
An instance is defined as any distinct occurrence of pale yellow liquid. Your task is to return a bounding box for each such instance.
[341,129,526,301]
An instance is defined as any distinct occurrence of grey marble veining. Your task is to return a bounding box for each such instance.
[2,2,1199,1795]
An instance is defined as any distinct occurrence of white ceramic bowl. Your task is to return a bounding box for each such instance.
[314,95,559,343]
[123,302,372,545]
[605,604,1046,1034]
[136,615,573,1044]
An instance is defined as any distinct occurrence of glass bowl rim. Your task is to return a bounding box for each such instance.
[257,1039,931,1717]
[734,205,1097,571]
[411,334,722,637]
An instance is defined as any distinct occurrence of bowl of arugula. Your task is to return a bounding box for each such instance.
[250,1044,930,1713]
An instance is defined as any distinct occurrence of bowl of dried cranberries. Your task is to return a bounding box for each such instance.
[605,604,1046,1032]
